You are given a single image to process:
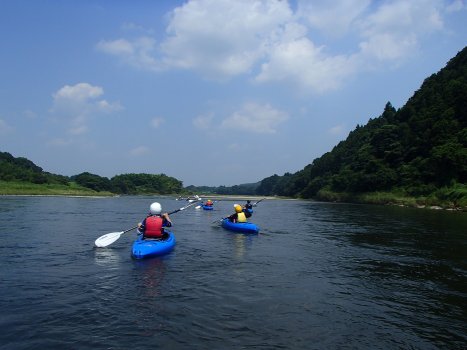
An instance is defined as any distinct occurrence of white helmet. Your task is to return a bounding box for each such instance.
[149,202,162,215]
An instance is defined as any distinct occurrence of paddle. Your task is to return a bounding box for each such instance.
[253,198,266,206]
[94,200,200,248]
[212,216,228,224]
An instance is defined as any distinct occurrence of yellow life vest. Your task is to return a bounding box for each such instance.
[236,211,247,223]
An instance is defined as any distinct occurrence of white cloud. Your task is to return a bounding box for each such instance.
[53,83,103,100]
[357,0,444,61]
[160,0,293,79]
[0,118,14,134]
[50,83,122,135]
[129,146,150,156]
[193,113,214,129]
[255,37,357,92]
[47,138,72,147]
[446,0,465,12]
[298,0,371,37]
[151,117,164,128]
[221,102,288,134]
[96,37,162,71]
[328,123,347,136]
[97,0,450,93]
[24,110,37,119]
[228,143,243,151]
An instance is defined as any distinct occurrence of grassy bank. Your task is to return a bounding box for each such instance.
[315,184,467,211]
[0,181,113,196]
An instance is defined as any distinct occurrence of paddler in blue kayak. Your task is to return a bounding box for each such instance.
[228,204,248,223]
[243,200,253,218]
[137,202,172,240]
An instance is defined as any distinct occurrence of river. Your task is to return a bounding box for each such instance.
[0,196,465,349]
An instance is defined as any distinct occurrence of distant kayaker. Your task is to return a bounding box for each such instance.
[137,202,172,240]
[228,204,247,223]
[243,200,253,218]
[205,199,213,207]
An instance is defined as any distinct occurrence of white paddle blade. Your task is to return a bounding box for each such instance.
[94,231,124,247]
[195,205,201,209]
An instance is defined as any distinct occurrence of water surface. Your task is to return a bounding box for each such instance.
[0,196,465,349]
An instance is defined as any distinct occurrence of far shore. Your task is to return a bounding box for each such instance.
[2,192,464,211]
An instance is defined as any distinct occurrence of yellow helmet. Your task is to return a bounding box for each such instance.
[234,204,242,213]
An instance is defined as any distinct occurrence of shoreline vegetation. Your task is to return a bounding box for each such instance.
[0,181,113,197]
[1,181,465,212]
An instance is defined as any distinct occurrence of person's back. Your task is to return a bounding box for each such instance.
[138,202,172,239]
[243,200,253,218]
[229,204,247,223]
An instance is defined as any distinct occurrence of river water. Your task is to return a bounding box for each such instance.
[0,196,466,349]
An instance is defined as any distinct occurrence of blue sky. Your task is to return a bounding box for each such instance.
[1,0,466,186]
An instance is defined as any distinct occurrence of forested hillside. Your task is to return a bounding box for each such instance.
[0,151,70,185]
[0,151,183,195]
[255,46,467,206]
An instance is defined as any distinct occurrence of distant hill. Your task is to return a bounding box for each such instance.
[0,151,69,185]
[255,46,467,207]
[185,182,260,195]
[0,151,183,195]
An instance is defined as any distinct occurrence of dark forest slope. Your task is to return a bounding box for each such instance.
[256,46,467,207]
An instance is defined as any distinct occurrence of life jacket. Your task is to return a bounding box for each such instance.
[236,211,247,223]
[145,216,163,238]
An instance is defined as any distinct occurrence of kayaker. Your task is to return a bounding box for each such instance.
[243,200,253,218]
[205,199,213,207]
[228,204,247,223]
[137,202,172,240]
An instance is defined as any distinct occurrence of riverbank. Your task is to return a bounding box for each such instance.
[2,181,466,211]
[0,181,113,197]
[315,189,467,211]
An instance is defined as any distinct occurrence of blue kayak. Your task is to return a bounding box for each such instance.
[202,205,214,210]
[221,218,259,234]
[131,231,176,259]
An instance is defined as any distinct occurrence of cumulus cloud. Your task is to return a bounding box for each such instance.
[255,37,357,92]
[96,37,162,71]
[50,83,122,135]
[357,0,444,61]
[298,0,371,37]
[97,0,450,93]
[160,0,293,79]
[221,102,288,133]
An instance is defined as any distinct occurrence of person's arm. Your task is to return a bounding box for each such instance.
[162,213,172,227]
[137,218,146,234]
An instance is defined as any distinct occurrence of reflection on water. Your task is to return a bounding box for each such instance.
[94,248,122,268]
[134,257,167,299]
[232,234,247,259]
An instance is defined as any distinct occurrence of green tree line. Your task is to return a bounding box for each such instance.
[252,46,467,206]
[0,152,182,195]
